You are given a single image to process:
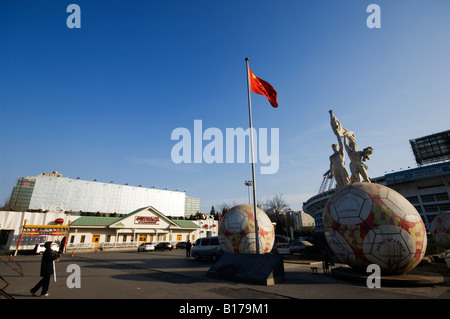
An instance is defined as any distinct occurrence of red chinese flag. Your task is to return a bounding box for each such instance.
[249,68,278,108]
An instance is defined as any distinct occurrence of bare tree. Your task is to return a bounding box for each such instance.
[0,196,11,211]
[263,193,289,212]
[216,200,239,216]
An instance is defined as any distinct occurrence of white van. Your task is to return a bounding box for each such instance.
[191,236,223,261]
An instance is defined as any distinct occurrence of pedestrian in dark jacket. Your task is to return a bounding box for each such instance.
[30,242,60,297]
[185,240,192,258]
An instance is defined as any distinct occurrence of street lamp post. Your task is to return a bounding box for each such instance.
[244,181,253,204]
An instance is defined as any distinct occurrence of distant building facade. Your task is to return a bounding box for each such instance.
[6,171,199,218]
[292,210,315,228]
[185,196,200,217]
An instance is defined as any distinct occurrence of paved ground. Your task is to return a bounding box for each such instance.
[2,249,449,304]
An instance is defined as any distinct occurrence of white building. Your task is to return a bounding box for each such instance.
[292,210,315,228]
[7,171,199,218]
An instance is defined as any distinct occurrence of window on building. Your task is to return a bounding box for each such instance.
[177,234,182,241]
[424,204,439,213]
[80,235,85,243]
[406,196,419,204]
[435,193,450,201]
[421,192,450,202]
[421,194,436,202]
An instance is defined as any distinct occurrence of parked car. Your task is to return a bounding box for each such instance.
[289,240,313,254]
[176,241,187,249]
[35,243,60,254]
[138,242,155,252]
[271,235,290,255]
[191,236,223,261]
[154,242,173,251]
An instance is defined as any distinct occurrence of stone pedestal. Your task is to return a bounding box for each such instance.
[207,253,284,286]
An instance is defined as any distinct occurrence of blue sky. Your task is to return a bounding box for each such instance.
[1,1,449,214]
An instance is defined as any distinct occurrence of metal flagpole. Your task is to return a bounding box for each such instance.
[245,57,260,254]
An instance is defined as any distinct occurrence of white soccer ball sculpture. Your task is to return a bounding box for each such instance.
[323,182,427,275]
[218,204,275,254]
[430,211,450,249]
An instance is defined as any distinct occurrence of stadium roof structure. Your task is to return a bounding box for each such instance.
[410,130,450,166]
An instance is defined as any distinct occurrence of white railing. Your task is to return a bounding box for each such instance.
[100,242,137,249]
[66,242,139,250]
[65,243,92,250]
[65,241,182,250]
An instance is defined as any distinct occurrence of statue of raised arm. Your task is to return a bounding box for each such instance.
[329,110,355,141]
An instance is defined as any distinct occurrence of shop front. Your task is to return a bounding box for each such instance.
[15,220,69,255]
[67,206,199,251]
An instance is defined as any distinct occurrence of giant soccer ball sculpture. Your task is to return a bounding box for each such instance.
[323,182,427,275]
[430,211,450,249]
[219,204,275,254]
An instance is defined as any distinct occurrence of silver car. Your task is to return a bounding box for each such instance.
[289,241,313,254]
[271,235,290,255]
[138,242,155,252]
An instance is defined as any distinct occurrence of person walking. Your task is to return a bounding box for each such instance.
[30,242,60,297]
[321,246,334,273]
[185,240,192,258]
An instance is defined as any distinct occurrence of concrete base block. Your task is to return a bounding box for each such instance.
[207,253,285,286]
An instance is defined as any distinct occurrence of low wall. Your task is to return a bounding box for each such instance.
[64,247,138,254]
